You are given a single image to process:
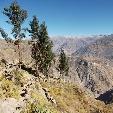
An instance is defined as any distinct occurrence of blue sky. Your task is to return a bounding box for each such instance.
[0,0,113,36]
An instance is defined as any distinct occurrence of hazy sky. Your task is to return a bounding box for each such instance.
[0,0,113,36]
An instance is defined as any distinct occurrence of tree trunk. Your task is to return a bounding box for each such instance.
[17,43,22,68]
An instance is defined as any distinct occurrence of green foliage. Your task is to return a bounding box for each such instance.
[0,28,8,39]
[3,1,28,64]
[3,1,27,38]
[58,49,69,76]
[37,22,54,76]
[0,78,20,99]
[28,16,39,40]
[0,28,12,43]
[28,16,54,77]
[13,70,25,86]
[21,101,52,113]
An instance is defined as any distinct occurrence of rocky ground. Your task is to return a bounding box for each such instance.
[0,36,113,112]
[0,61,112,113]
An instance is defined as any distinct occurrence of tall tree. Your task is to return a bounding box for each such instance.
[38,22,54,77]
[58,49,69,77]
[28,17,54,77]
[28,16,39,76]
[3,1,27,66]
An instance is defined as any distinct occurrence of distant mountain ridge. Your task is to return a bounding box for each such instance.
[73,34,113,60]
[52,36,100,55]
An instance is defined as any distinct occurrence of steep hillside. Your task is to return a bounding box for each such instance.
[69,35,113,98]
[69,56,113,97]
[0,60,112,113]
[0,39,31,65]
[0,37,113,112]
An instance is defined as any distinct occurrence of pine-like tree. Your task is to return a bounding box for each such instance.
[28,17,54,77]
[3,1,27,66]
[28,16,39,76]
[58,49,69,77]
[28,16,39,40]
[38,22,54,77]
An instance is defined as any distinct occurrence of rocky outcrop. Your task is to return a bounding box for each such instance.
[43,88,56,105]
[0,98,24,113]
[71,35,113,97]
[70,57,113,97]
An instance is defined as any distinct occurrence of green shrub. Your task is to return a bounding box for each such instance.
[0,78,20,99]
[13,70,26,86]
[21,101,52,113]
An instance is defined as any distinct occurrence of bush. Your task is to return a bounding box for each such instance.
[21,101,52,113]
[0,78,20,99]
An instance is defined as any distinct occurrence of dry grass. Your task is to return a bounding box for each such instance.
[40,80,113,113]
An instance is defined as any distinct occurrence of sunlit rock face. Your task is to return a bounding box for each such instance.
[69,35,113,97]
